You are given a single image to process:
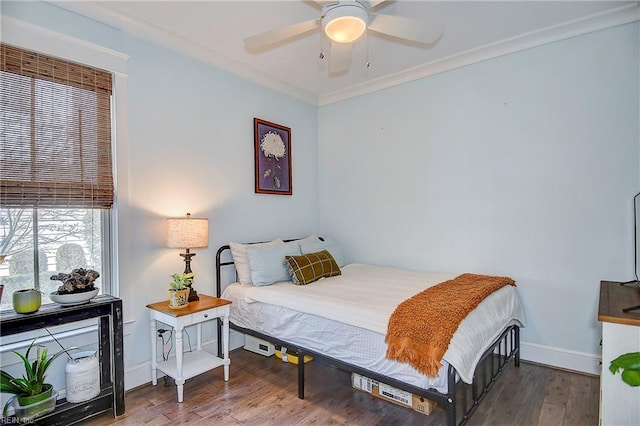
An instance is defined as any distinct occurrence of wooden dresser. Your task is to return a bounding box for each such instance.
[598,281,640,425]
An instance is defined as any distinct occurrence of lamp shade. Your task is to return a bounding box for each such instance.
[166,214,209,249]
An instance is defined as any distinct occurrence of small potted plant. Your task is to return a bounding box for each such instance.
[1,339,73,420]
[168,272,192,309]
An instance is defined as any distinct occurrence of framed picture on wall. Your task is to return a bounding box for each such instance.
[254,118,292,195]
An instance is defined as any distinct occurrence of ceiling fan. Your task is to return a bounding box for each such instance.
[244,0,442,74]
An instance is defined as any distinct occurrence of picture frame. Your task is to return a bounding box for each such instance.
[254,118,292,195]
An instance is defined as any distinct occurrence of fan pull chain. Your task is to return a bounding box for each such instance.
[319,32,325,60]
[365,31,371,68]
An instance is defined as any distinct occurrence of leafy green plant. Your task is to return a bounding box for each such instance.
[0,340,72,397]
[169,272,194,291]
[610,352,640,386]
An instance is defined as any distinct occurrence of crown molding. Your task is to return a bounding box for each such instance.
[0,14,129,74]
[318,3,640,106]
[48,1,319,106]
[47,2,639,107]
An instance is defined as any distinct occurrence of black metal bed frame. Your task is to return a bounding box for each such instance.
[215,243,520,426]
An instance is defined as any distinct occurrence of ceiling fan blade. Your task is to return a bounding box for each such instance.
[362,0,387,9]
[310,0,336,5]
[329,42,352,74]
[368,13,442,44]
[244,18,321,51]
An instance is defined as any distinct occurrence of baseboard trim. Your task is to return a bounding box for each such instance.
[520,341,601,375]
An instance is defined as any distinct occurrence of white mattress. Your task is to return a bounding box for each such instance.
[222,263,525,392]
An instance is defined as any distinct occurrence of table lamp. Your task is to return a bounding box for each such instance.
[166,213,209,301]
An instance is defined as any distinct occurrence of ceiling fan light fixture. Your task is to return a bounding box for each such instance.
[323,3,368,44]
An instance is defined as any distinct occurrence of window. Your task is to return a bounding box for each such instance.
[0,44,114,310]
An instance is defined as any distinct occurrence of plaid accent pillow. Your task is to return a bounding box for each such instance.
[285,250,341,285]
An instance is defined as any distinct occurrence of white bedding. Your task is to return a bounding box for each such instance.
[222,263,525,388]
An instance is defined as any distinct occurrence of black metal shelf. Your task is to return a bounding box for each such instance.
[0,295,125,425]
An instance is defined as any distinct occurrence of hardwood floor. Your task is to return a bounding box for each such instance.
[85,349,599,426]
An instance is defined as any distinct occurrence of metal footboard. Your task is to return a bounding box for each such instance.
[215,244,520,426]
[446,325,520,425]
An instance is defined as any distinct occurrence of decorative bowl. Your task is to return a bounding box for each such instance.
[50,288,99,306]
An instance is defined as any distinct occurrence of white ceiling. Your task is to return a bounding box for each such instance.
[55,1,639,105]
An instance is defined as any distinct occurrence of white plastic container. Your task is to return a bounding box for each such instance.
[243,335,275,356]
[65,351,100,403]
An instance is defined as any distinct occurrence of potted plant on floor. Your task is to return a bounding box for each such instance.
[1,339,72,420]
[168,272,193,309]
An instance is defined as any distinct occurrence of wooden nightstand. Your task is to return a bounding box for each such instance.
[146,294,231,402]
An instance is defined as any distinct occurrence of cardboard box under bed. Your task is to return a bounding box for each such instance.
[351,373,437,415]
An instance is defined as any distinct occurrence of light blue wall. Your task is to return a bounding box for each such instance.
[318,23,639,366]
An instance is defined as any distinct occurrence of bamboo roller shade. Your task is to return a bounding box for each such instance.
[0,44,114,209]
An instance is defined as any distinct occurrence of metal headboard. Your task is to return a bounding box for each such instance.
[215,244,233,299]
[215,237,321,298]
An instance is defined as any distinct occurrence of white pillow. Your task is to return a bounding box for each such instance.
[229,239,283,284]
[299,236,345,267]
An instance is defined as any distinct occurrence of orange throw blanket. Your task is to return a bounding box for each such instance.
[385,273,516,377]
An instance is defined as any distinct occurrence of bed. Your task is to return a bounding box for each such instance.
[215,237,525,426]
